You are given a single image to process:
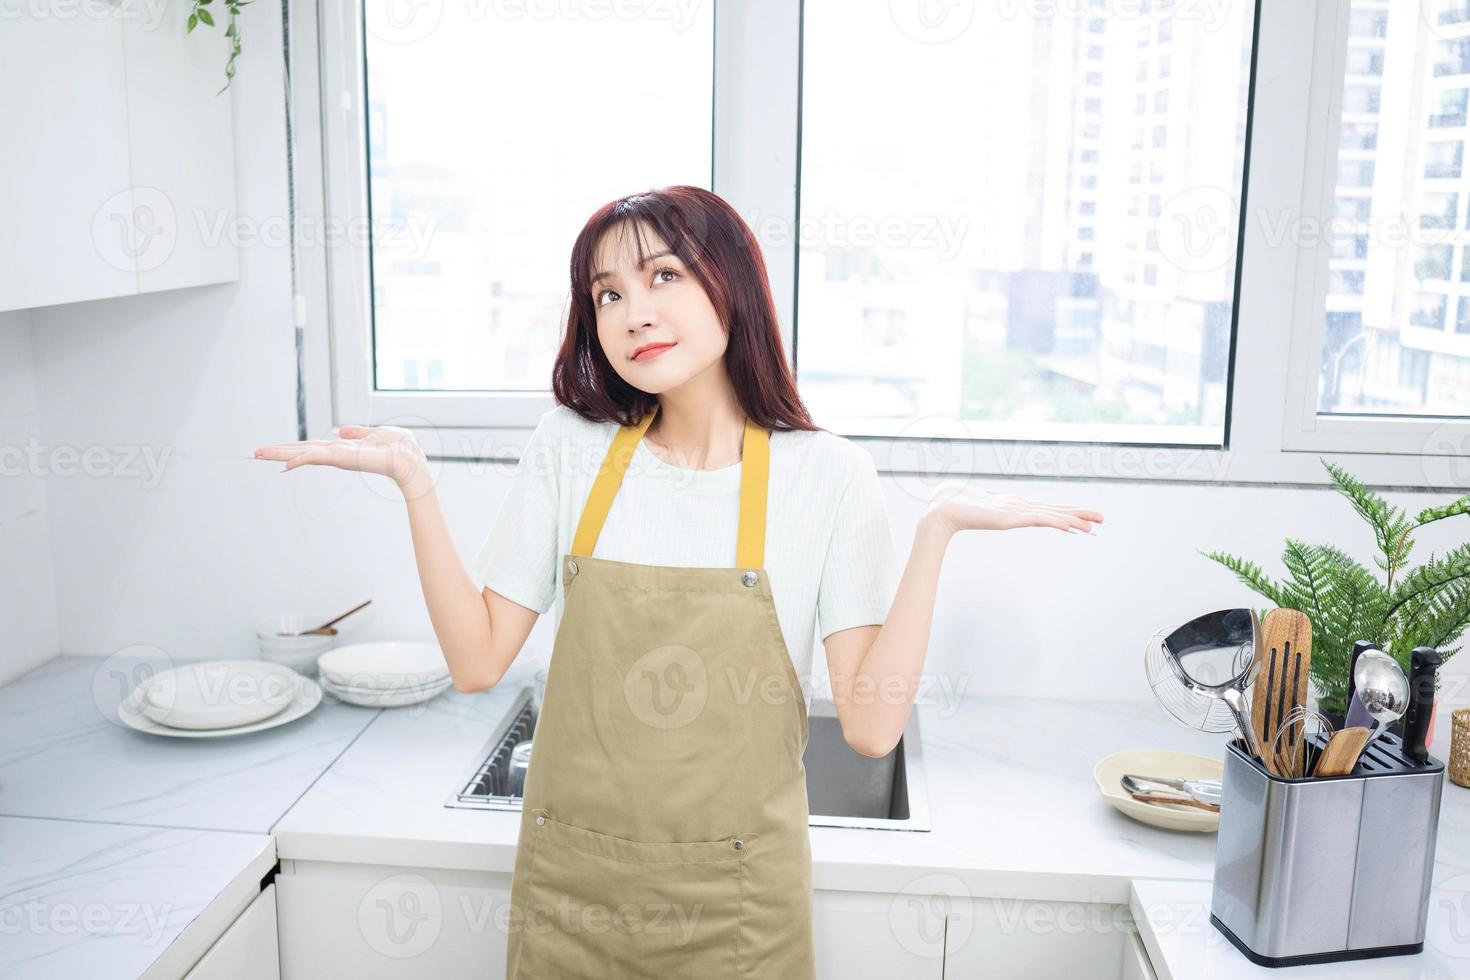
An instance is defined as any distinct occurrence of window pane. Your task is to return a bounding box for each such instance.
[797,3,1256,444]
[1320,0,1470,416]
[362,5,713,392]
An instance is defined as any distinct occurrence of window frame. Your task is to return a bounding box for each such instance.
[290,0,1469,488]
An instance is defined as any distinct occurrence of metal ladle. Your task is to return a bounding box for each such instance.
[1353,649,1409,750]
[1160,608,1265,759]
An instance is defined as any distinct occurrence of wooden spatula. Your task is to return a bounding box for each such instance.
[1313,726,1370,777]
[1251,608,1313,776]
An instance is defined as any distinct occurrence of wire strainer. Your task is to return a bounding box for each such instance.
[1144,623,1241,734]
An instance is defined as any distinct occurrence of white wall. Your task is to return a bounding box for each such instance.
[11,4,1469,754]
[0,309,60,687]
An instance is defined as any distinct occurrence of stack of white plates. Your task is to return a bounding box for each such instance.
[118,660,322,738]
[316,641,452,708]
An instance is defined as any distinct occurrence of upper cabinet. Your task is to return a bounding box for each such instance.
[0,0,239,312]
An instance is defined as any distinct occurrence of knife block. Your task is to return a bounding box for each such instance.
[1210,731,1444,967]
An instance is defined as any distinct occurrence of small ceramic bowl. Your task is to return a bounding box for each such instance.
[255,614,338,676]
[1092,749,1224,833]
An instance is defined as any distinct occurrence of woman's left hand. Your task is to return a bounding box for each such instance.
[924,483,1104,535]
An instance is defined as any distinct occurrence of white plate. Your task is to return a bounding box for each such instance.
[120,672,323,738]
[317,641,449,691]
[1092,749,1223,833]
[327,675,451,697]
[319,674,451,708]
[141,660,299,730]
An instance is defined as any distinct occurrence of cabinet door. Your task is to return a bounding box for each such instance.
[1120,929,1157,980]
[813,890,945,980]
[0,2,137,310]
[943,897,1129,980]
[183,883,280,980]
[119,0,239,294]
[277,871,513,979]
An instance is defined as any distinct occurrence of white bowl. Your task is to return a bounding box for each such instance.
[1092,749,1224,833]
[317,641,449,691]
[319,673,452,708]
[141,660,299,730]
[256,613,337,675]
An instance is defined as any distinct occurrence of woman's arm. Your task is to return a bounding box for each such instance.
[254,425,537,692]
[826,490,1103,757]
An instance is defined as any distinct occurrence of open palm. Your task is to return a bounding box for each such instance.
[253,424,428,489]
[926,483,1104,535]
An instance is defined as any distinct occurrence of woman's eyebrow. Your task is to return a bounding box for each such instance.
[591,250,677,285]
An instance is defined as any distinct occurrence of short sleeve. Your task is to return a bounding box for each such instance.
[472,411,560,614]
[816,452,899,640]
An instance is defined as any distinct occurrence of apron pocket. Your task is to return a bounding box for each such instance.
[515,808,755,979]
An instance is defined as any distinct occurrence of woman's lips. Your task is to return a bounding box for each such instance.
[632,343,676,362]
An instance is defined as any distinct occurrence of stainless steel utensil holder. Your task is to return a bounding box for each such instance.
[1210,731,1444,967]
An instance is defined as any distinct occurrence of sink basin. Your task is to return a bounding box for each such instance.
[445,688,930,832]
[802,698,930,832]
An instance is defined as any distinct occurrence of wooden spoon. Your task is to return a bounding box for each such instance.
[278,599,373,636]
[1312,726,1371,777]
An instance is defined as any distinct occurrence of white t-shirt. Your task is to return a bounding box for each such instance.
[472,405,900,696]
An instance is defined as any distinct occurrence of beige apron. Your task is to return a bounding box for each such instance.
[505,404,815,980]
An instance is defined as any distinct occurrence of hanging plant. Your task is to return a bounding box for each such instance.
[188,0,251,95]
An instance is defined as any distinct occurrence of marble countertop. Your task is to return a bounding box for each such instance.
[5,652,1469,979]
[274,656,1228,904]
[0,816,275,980]
[0,654,381,832]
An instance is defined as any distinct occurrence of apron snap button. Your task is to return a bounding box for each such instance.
[731,838,743,850]
[567,559,578,576]
[741,571,758,587]
[535,814,545,826]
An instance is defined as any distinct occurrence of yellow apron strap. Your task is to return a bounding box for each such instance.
[735,417,768,570]
[570,404,770,568]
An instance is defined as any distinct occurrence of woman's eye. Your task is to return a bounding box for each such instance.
[595,289,617,307]
[655,267,677,283]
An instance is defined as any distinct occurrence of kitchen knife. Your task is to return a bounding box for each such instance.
[1344,640,1376,730]
[1401,646,1442,764]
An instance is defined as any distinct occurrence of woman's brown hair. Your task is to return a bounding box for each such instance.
[552,185,819,432]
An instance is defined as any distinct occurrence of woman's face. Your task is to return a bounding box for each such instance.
[590,223,727,394]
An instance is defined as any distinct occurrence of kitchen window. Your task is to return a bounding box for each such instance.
[296,0,1467,486]
[1283,0,1470,460]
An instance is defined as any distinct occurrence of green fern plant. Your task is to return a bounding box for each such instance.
[1201,459,1470,716]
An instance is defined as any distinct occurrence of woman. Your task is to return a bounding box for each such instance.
[255,186,1103,978]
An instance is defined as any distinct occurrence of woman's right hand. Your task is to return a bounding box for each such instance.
[254,424,431,494]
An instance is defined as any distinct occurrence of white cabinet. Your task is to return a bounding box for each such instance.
[276,865,513,979]
[942,895,1135,979]
[0,0,238,312]
[813,889,945,979]
[1120,929,1158,980]
[183,883,279,980]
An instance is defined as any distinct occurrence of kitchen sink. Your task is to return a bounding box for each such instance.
[444,686,930,832]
